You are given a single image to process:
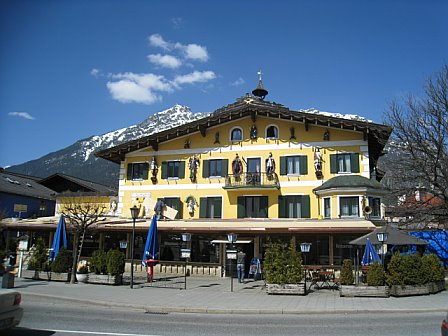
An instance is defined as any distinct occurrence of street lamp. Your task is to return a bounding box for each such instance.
[300,242,311,295]
[130,205,139,289]
[227,233,238,292]
[181,233,192,290]
[377,229,389,270]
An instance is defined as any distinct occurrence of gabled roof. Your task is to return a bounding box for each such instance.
[0,170,56,200]
[95,94,392,164]
[349,226,429,246]
[313,175,385,193]
[39,173,116,195]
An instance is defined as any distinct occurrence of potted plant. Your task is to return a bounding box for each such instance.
[264,239,305,295]
[76,264,89,283]
[88,249,109,284]
[49,247,72,282]
[106,249,125,285]
[387,252,429,296]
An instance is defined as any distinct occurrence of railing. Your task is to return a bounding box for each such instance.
[223,172,280,189]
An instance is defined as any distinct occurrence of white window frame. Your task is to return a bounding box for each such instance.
[337,195,361,218]
[265,124,279,139]
[323,197,331,219]
[230,127,243,142]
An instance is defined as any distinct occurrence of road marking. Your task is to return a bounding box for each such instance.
[39,329,161,336]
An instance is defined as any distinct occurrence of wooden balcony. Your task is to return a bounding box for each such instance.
[223,172,280,190]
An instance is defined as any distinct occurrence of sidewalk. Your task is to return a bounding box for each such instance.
[7,276,448,315]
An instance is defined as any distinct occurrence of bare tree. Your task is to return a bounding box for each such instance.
[384,64,448,229]
[59,197,107,284]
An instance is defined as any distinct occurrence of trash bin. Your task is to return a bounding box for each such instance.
[2,271,15,288]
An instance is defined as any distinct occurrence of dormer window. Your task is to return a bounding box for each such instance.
[230,127,243,141]
[266,125,279,139]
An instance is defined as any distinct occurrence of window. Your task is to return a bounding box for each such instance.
[161,161,185,179]
[368,197,381,218]
[266,125,279,139]
[199,197,222,218]
[330,153,359,173]
[237,196,268,218]
[278,195,310,218]
[230,127,243,141]
[202,159,228,178]
[279,156,308,175]
[323,197,331,218]
[126,162,149,181]
[161,197,182,219]
[339,196,359,217]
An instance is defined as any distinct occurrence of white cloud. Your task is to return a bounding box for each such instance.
[148,34,172,51]
[232,77,245,86]
[90,68,101,77]
[8,112,35,120]
[107,72,173,105]
[171,17,183,28]
[173,71,216,85]
[148,54,182,69]
[179,43,209,62]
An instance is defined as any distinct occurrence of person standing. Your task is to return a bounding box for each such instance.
[236,249,246,283]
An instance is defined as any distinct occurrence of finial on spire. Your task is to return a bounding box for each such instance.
[257,70,263,82]
[252,70,268,100]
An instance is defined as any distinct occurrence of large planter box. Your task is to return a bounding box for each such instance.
[429,280,445,294]
[340,285,389,298]
[22,270,70,282]
[88,274,122,285]
[48,272,70,282]
[266,283,306,295]
[390,284,430,297]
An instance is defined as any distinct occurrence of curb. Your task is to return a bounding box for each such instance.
[22,292,448,315]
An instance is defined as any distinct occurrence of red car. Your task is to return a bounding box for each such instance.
[442,312,448,336]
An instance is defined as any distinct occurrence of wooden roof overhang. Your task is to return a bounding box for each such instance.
[95,95,392,166]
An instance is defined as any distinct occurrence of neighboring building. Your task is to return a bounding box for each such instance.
[95,80,392,269]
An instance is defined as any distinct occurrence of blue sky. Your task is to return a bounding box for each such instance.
[1,0,447,168]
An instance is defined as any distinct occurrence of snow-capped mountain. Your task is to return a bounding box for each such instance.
[6,105,207,188]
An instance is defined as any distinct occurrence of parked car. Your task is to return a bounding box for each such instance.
[442,312,448,336]
[0,289,23,330]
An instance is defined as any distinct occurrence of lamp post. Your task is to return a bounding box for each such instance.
[227,233,238,292]
[376,229,389,270]
[300,242,311,295]
[129,205,139,289]
[181,233,192,290]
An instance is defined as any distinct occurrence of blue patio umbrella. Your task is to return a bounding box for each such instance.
[142,215,160,282]
[361,238,381,266]
[49,216,68,261]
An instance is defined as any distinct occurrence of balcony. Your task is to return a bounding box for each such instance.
[223,172,280,190]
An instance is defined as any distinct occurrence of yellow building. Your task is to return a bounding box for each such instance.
[96,82,392,271]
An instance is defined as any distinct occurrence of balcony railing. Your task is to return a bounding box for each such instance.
[223,172,280,190]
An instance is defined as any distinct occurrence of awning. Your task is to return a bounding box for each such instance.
[349,226,429,245]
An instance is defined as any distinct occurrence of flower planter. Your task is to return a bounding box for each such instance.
[429,280,445,294]
[88,274,122,285]
[339,285,389,298]
[266,283,305,295]
[76,273,89,283]
[390,284,430,297]
[48,272,70,282]
[22,269,47,280]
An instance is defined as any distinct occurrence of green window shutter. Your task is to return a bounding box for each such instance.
[199,197,207,218]
[221,159,228,177]
[260,196,268,218]
[237,197,245,218]
[142,163,149,180]
[126,163,133,180]
[161,161,167,179]
[330,154,337,173]
[202,160,209,178]
[351,153,360,173]
[173,198,182,219]
[278,196,286,218]
[279,157,287,175]
[178,161,186,179]
[301,195,311,218]
[213,198,222,218]
[300,155,308,175]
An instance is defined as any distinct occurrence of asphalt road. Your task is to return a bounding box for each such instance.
[5,296,445,336]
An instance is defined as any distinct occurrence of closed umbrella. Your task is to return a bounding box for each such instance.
[49,216,68,261]
[142,214,160,282]
[361,238,381,266]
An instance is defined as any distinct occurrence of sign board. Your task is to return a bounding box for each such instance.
[226,249,237,260]
[180,248,191,259]
[18,240,28,251]
[14,204,27,213]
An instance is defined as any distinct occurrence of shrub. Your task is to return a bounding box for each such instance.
[421,253,445,283]
[264,239,303,284]
[28,238,48,271]
[340,259,354,285]
[386,252,403,286]
[50,248,72,273]
[106,249,125,276]
[401,253,424,285]
[366,261,385,286]
[90,250,107,275]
